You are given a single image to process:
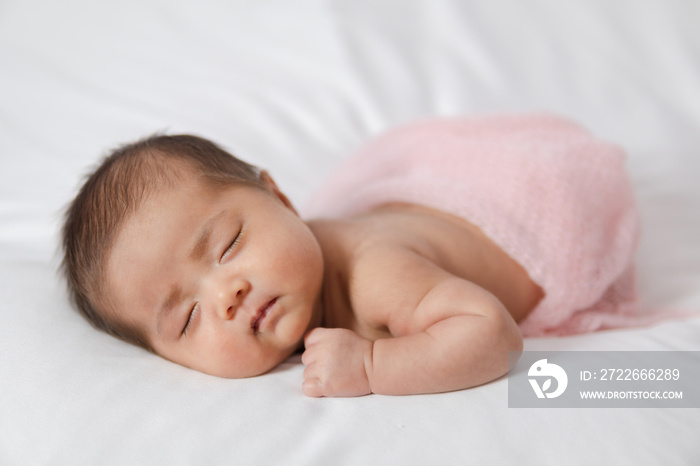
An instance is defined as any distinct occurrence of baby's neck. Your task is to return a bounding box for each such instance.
[307,219,357,331]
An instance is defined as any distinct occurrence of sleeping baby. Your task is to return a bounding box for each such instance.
[61,114,641,397]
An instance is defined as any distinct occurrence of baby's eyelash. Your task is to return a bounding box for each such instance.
[220,230,243,263]
[182,303,198,336]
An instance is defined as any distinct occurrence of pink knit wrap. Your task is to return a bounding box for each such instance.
[302,114,643,336]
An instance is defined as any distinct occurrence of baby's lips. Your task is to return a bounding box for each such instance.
[251,297,277,332]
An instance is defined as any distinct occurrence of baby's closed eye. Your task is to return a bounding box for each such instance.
[220,229,243,263]
[182,302,199,336]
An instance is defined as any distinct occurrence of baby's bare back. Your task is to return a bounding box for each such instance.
[308,202,543,338]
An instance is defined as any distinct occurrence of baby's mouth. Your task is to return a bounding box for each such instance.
[251,298,277,333]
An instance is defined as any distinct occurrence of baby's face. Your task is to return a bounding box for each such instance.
[105,172,324,378]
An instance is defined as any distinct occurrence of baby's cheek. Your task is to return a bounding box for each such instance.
[208,339,278,378]
[272,313,308,354]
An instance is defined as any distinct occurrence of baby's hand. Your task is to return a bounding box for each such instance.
[301,328,373,397]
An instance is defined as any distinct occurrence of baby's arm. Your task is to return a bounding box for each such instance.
[302,247,523,397]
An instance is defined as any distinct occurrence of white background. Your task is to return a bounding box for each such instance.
[1,1,699,464]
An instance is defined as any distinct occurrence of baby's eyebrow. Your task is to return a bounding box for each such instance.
[190,210,226,262]
[157,284,183,336]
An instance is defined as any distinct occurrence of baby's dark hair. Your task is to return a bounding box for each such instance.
[60,134,262,351]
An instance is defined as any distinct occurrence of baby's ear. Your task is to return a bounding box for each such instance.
[259,170,298,214]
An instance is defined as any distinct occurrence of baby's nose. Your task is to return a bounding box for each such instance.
[211,277,250,321]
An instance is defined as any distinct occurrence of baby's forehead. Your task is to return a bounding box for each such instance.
[111,167,236,251]
[103,185,193,313]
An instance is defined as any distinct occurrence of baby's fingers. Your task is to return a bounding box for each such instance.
[303,327,328,347]
[301,347,315,366]
[302,363,324,397]
[302,377,324,397]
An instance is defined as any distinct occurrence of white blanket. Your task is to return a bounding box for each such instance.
[2,1,699,464]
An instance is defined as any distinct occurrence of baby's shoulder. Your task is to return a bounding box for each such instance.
[307,202,479,277]
[307,207,434,270]
[307,215,429,337]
